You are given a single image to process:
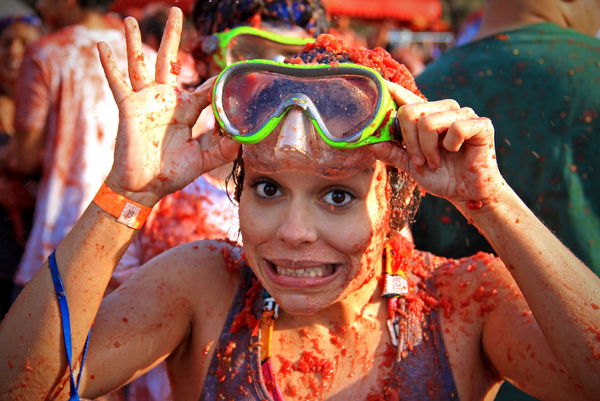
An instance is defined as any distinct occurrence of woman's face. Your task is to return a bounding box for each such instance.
[0,22,40,86]
[239,160,391,314]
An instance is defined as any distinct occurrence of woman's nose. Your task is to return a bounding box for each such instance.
[276,203,318,247]
[274,107,316,160]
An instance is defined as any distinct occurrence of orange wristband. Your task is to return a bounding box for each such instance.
[92,183,152,229]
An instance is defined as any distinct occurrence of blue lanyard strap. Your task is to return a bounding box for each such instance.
[48,249,91,401]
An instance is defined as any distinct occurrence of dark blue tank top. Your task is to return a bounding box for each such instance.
[200,261,460,400]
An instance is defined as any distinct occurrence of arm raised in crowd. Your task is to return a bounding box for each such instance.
[0,8,239,399]
[371,86,600,399]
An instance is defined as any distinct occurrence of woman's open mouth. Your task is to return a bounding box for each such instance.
[274,264,336,278]
[264,259,340,287]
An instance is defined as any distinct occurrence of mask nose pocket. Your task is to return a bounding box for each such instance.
[275,107,316,159]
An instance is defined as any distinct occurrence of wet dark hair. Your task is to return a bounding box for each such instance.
[192,0,329,37]
[386,165,421,233]
[225,34,424,234]
[227,148,245,206]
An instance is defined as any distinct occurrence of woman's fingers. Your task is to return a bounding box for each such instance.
[398,99,461,167]
[191,76,217,112]
[371,97,498,203]
[386,81,425,106]
[156,8,183,86]
[368,142,411,173]
[124,17,153,91]
[195,136,241,175]
[417,107,479,169]
[371,105,493,171]
[97,41,131,104]
[444,117,494,151]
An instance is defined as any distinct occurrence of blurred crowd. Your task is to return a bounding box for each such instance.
[0,0,598,400]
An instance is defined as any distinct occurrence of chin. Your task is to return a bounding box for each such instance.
[271,292,341,315]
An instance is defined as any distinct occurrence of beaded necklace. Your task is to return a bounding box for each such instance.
[259,242,409,400]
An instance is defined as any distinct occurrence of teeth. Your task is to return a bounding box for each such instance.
[275,265,334,278]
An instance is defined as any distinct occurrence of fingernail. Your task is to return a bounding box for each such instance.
[412,155,424,166]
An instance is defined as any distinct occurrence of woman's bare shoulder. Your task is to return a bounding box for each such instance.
[147,240,245,281]
[434,252,508,292]
[432,252,520,328]
[431,252,539,398]
[110,239,246,321]
[84,240,245,396]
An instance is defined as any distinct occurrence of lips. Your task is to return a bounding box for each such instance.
[263,259,341,288]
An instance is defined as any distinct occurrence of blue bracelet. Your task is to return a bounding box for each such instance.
[49,249,91,401]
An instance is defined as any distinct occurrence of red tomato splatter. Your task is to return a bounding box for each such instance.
[203,339,214,355]
[221,245,239,272]
[466,200,483,210]
[170,60,182,75]
[230,279,261,334]
[437,295,455,318]
[277,355,295,377]
[297,351,334,380]
[379,343,396,369]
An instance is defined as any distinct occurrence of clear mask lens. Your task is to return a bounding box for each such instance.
[222,70,379,139]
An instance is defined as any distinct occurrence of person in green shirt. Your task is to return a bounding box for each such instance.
[414,0,600,277]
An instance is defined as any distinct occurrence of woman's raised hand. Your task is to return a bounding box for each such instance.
[370,81,503,211]
[97,8,240,207]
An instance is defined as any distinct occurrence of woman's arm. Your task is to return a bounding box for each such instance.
[465,180,600,399]
[0,8,239,399]
[370,84,600,399]
[79,239,241,398]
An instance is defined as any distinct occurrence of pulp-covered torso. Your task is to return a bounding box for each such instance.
[197,239,463,400]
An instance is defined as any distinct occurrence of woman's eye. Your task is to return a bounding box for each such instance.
[255,182,282,198]
[323,190,354,207]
